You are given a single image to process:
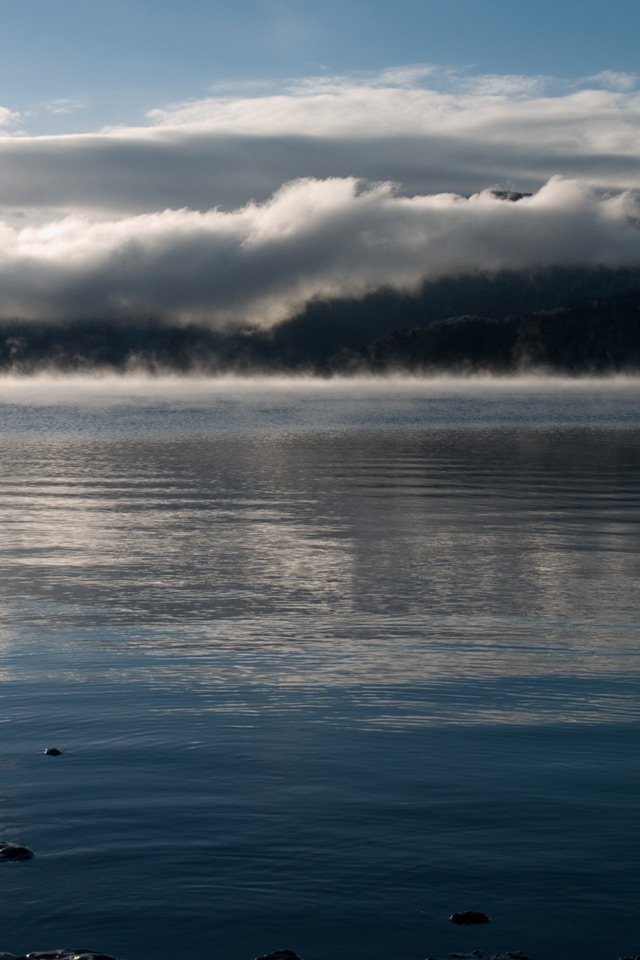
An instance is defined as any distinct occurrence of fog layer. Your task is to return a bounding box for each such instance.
[1,177,639,327]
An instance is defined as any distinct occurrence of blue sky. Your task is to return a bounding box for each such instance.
[2,0,640,131]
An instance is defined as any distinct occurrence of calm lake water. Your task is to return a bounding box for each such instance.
[1,377,639,960]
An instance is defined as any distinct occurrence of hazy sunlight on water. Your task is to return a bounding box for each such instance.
[1,378,639,960]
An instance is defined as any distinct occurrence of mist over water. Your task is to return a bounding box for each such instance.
[1,379,640,960]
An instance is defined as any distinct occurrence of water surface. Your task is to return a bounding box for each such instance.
[1,377,639,960]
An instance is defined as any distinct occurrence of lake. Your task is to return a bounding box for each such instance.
[1,376,639,960]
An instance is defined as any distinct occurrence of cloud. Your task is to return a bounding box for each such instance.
[0,106,21,130]
[47,98,88,115]
[0,68,639,330]
[145,81,637,142]
[0,176,639,327]
[586,71,638,92]
[376,64,440,87]
[1,67,639,227]
[453,73,550,97]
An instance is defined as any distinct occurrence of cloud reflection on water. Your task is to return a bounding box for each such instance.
[0,386,639,727]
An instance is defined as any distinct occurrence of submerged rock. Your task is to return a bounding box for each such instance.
[255,951,303,960]
[426,953,530,960]
[449,910,491,925]
[43,748,62,756]
[0,842,34,861]
[1,951,121,960]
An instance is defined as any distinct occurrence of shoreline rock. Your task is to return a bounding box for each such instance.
[0,952,119,960]
[255,952,303,960]
[0,842,34,862]
[449,911,491,925]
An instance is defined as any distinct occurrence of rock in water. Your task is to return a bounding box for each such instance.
[428,953,529,960]
[3,951,122,960]
[449,910,491,925]
[255,952,303,960]
[0,842,34,861]
[44,748,62,756]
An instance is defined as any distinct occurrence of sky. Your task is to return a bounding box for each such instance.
[0,0,640,328]
[3,0,640,132]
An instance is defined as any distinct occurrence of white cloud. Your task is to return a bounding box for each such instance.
[585,71,638,92]
[0,67,639,327]
[376,64,440,87]
[0,176,638,327]
[48,98,88,115]
[0,106,21,130]
[148,81,606,138]
[0,69,638,227]
[455,73,549,97]
[7,71,638,218]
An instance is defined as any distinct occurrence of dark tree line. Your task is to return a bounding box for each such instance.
[1,266,639,375]
[337,292,640,374]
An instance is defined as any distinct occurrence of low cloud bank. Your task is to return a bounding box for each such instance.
[2,71,640,221]
[0,177,638,327]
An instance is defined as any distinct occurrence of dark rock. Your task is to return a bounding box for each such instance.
[429,953,530,960]
[12,951,121,960]
[443,954,530,960]
[0,842,34,861]
[255,952,302,960]
[449,910,491,925]
[44,748,62,756]
[488,190,533,202]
